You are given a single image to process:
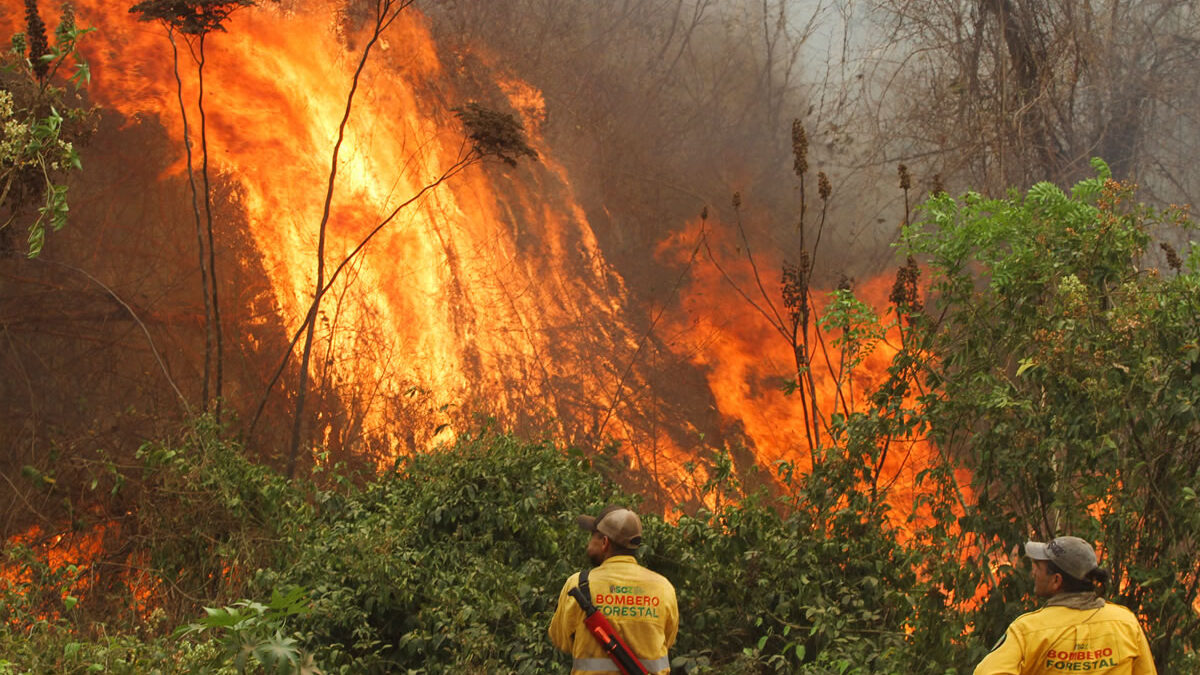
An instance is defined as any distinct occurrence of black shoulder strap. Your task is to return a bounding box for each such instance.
[578,568,591,603]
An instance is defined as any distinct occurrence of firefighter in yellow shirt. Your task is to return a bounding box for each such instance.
[549,505,679,674]
[974,536,1157,675]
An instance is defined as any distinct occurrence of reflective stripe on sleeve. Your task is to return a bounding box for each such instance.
[572,656,670,672]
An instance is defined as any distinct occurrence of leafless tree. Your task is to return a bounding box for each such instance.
[858,0,1200,203]
[129,0,276,417]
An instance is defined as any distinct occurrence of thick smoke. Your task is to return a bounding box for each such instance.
[422,1,871,287]
[425,0,1200,282]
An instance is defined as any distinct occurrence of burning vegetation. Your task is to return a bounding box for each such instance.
[1,0,1199,672]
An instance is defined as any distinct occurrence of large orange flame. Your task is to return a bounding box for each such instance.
[3,0,716,610]
[1,1,695,470]
[656,218,972,526]
[1,0,951,500]
[2,0,969,608]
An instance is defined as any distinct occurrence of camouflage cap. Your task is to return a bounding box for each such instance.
[1025,536,1098,581]
[576,505,643,549]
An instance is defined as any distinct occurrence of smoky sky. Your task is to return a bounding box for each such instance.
[421,0,1200,290]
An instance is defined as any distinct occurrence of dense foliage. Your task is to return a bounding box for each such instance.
[0,424,934,674]
[902,160,1200,667]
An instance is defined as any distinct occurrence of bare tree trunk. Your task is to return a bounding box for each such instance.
[287,0,415,478]
[196,33,224,419]
[168,29,211,408]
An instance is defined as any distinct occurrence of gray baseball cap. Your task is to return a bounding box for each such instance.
[1025,536,1098,581]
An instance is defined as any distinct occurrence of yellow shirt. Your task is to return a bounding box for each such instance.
[548,555,679,674]
[974,599,1157,675]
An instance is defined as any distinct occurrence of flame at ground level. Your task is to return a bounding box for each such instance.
[1,524,108,624]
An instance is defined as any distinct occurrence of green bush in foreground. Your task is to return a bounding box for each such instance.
[256,433,926,673]
[259,430,622,673]
[3,413,1195,673]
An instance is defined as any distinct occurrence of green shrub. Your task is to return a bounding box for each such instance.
[258,430,623,672]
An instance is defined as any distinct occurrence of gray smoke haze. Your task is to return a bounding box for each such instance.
[424,0,1200,287]
[422,0,871,289]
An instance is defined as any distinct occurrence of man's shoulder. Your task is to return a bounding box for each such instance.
[639,566,675,588]
[634,565,677,599]
[559,570,582,591]
[595,559,675,588]
[1006,604,1070,631]
[1007,606,1049,628]
[1011,599,1140,629]
[1092,601,1141,623]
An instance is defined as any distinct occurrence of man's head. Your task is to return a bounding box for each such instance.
[577,505,642,565]
[1025,536,1099,597]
